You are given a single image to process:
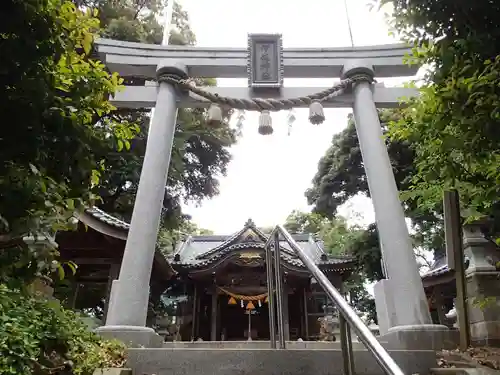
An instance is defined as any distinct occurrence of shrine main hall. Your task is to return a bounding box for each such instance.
[56,209,355,341]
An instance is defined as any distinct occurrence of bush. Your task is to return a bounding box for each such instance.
[0,284,126,375]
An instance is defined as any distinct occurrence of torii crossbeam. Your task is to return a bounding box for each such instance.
[98,38,418,110]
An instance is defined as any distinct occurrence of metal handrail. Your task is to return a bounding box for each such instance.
[265,225,405,375]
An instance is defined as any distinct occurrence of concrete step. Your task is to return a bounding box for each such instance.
[162,340,389,350]
[431,368,498,375]
[127,348,437,375]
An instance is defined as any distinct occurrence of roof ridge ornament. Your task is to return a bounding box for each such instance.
[245,218,256,227]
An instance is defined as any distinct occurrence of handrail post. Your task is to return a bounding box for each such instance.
[273,231,286,349]
[265,240,277,348]
[274,224,405,375]
[340,314,355,375]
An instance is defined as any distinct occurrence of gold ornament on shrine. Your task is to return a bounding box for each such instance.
[218,286,268,309]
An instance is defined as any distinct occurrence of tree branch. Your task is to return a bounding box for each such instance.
[0,234,25,250]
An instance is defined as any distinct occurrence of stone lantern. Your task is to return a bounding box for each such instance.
[463,220,500,345]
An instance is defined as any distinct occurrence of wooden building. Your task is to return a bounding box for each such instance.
[55,207,175,321]
[421,256,457,327]
[56,209,355,341]
[168,219,355,341]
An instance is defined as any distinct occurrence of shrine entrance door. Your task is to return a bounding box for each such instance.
[220,297,270,341]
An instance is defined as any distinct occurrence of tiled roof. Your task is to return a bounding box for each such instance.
[77,207,175,278]
[84,207,130,230]
[169,223,354,270]
[82,209,354,271]
[422,264,450,278]
[195,220,272,259]
[421,256,451,279]
[421,254,474,279]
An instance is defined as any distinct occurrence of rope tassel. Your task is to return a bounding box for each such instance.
[158,75,373,125]
[258,110,273,135]
[309,100,325,125]
[207,104,223,127]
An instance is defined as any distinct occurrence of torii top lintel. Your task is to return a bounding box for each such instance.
[96,38,419,80]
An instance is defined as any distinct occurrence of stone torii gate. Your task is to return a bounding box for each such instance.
[95,35,448,348]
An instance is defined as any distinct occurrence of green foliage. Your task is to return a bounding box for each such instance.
[345,224,384,283]
[305,116,370,217]
[344,277,378,324]
[0,0,137,280]
[379,0,500,238]
[157,215,214,254]
[471,296,497,311]
[379,0,500,54]
[310,0,500,272]
[0,239,79,290]
[284,211,330,236]
[81,0,238,230]
[0,3,148,373]
[0,284,126,375]
[389,50,500,222]
[258,226,274,235]
[305,111,444,279]
[284,210,383,280]
[285,210,363,256]
[75,0,196,46]
[283,210,377,322]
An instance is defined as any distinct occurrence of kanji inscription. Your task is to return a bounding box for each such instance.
[247,34,283,89]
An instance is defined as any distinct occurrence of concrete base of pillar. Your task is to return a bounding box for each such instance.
[373,279,398,335]
[96,325,164,348]
[382,324,458,350]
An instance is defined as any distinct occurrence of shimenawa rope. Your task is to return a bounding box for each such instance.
[158,73,373,112]
[157,73,373,134]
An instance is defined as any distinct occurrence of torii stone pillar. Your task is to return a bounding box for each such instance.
[97,61,187,347]
[342,62,450,349]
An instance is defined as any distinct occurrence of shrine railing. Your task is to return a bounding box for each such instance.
[264,225,405,375]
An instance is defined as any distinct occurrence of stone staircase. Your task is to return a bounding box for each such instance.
[161,340,381,349]
[125,341,438,375]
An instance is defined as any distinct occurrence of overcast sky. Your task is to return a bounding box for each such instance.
[178,0,404,233]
